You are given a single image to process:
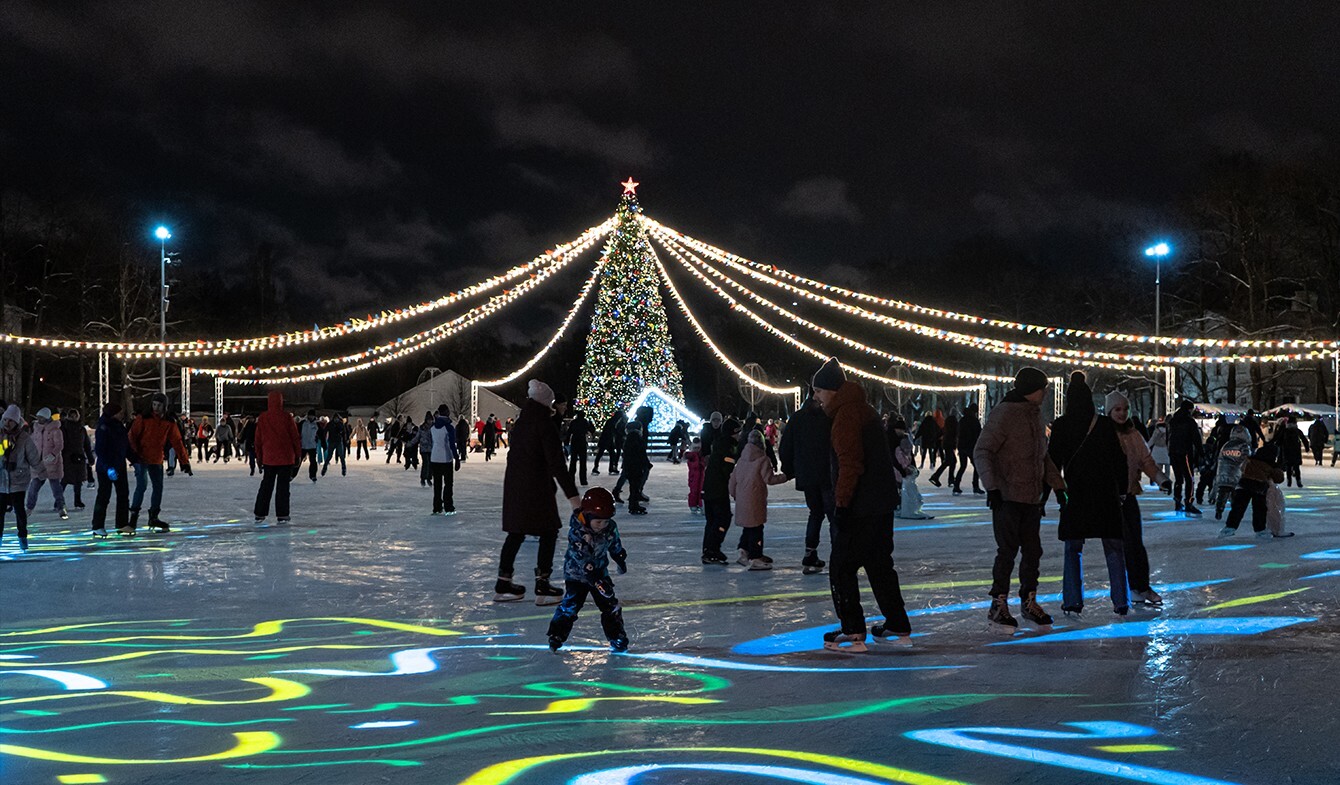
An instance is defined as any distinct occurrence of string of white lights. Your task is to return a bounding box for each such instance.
[42,219,611,360]
[654,233,1011,385]
[652,226,1159,372]
[474,255,607,388]
[645,216,1340,356]
[196,232,604,378]
[649,247,801,397]
[650,239,980,393]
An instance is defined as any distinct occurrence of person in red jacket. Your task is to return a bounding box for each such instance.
[127,392,191,532]
[253,390,302,524]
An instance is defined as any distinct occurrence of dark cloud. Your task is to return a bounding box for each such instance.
[778,177,861,224]
[493,102,661,167]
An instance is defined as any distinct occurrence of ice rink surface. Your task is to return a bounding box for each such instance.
[2,447,1337,784]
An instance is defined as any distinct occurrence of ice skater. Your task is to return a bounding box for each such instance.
[700,418,741,565]
[1220,441,1284,539]
[888,416,932,520]
[811,358,911,652]
[1213,425,1251,519]
[778,390,832,574]
[128,393,191,532]
[25,407,66,520]
[300,410,320,481]
[619,420,651,515]
[90,402,131,537]
[975,367,1064,635]
[547,487,629,653]
[494,380,581,605]
[729,429,789,570]
[1,405,41,552]
[253,391,301,525]
[684,437,705,515]
[428,405,459,515]
[1107,390,1172,607]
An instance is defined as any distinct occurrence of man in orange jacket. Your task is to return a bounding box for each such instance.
[128,392,190,532]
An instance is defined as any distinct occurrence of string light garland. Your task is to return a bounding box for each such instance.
[474,256,607,388]
[24,220,611,360]
[655,232,1019,382]
[645,216,1340,359]
[650,241,980,393]
[195,232,605,379]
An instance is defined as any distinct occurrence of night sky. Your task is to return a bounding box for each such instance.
[3,4,1338,404]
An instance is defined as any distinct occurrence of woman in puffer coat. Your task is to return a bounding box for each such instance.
[27,407,67,519]
[728,429,789,570]
[1,404,42,550]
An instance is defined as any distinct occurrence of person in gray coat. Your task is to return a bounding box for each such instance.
[1,404,41,551]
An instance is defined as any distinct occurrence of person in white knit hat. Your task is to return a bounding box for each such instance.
[493,380,582,605]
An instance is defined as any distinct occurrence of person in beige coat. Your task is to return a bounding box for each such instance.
[729,429,789,570]
[1107,390,1172,606]
[26,407,67,520]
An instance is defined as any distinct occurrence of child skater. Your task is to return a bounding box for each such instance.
[728,429,789,570]
[685,437,705,514]
[547,487,630,653]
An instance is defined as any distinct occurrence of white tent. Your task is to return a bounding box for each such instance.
[377,370,518,425]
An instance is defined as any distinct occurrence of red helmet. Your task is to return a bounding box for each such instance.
[581,487,616,519]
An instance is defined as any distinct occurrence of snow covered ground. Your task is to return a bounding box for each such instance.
[2,446,1338,784]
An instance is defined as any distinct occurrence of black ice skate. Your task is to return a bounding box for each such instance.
[609,636,629,653]
[822,630,868,653]
[701,551,728,565]
[493,577,526,603]
[533,574,562,606]
[548,635,563,652]
[871,623,913,647]
[1020,592,1053,630]
[147,518,171,533]
[801,551,825,575]
[987,595,1019,635]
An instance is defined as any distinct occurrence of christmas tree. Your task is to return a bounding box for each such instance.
[577,180,685,427]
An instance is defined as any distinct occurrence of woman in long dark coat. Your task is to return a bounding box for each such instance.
[494,380,580,606]
[1048,371,1130,619]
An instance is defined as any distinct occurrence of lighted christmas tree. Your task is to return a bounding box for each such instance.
[577,179,685,426]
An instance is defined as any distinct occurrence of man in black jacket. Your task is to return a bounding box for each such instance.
[953,403,983,495]
[778,391,832,575]
[566,409,595,486]
[591,411,625,476]
[621,421,652,515]
[1167,400,1204,515]
[700,418,741,564]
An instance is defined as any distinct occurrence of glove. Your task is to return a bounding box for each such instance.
[986,489,1002,510]
[1055,489,1069,509]
[1160,480,1173,494]
[454,460,461,471]
[612,551,628,574]
[106,468,118,482]
[182,464,193,477]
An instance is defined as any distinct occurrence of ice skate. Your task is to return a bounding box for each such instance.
[116,525,136,536]
[91,528,108,538]
[1133,589,1163,607]
[1062,607,1085,623]
[701,551,728,565]
[1113,606,1130,620]
[147,518,170,533]
[1273,531,1295,538]
[871,623,913,647]
[1183,503,1203,517]
[801,551,826,575]
[747,558,772,571]
[987,595,1019,635]
[534,576,562,606]
[1255,529,1273,539]
[18,536,28,553]
[736,549,750,566]
[277,516,290,524]
[609,636,629,653]
[1217,526,1235,538]
[255,516,267,524]
[548,635,563,652]
[493,577,526,602]
[59,509,69,520]
[822,630,868,653]
[1020,592,1053,630]
[128,510,140,529]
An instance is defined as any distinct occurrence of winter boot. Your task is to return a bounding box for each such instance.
[987,595,1019,635]
[1020,592,1053,629]
[801,550,825,575]
[822,629,868,653]
[534,572,562,606]
[493,575,526,602]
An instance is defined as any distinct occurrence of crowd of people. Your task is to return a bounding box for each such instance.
[0,362,1331,654]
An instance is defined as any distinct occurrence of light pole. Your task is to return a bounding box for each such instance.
[155,226,171,396]
[1145,242,1171,417]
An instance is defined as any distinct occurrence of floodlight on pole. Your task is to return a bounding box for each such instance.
[155,225,173,395]
[1144,242,1171,418]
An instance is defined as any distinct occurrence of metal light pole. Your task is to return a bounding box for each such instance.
[155,226,172,396]
[1145,242,1171,419]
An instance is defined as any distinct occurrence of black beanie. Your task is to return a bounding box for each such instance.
[1014,367,1048,396]
[812,357,846,391]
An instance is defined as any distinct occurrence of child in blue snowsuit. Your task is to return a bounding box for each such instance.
[548,487,629,652]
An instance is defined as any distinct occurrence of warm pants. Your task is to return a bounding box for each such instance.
[1286,463,1302,487]
[304,449,319,480]
[1195,467,1216,502]
[594,445,621,474]
[213,441,234,462]
[702,497,732,554]
[456,438,467,463]
[547,580,625,645]
[130,463,164,516]
[91,471,129,531]
[1062,538,1129,612]
[802,485,834,552]
[254,465,292,519]
[930,448,957,485]
[324,442,347,475]
[829,513,909,635]
[2,490,30,542]
[1312,447,1324,466]
[417,452,431,481]
[1169,452,1195,504]
[1214,485,1234,519]
[26,477,65,513]
[498,530,558,578]
[1225,488,1267,532]
[356,440,369,460]
[196,442,208,462]
[431,462,454,512]
[63,478,85,507]
[569,449,588,486]
[1121,496,1153,594]
[737,525,764,559]
[989,500,1043,599]
[627,467,648,512]
[953,455,980,492]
